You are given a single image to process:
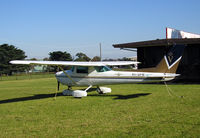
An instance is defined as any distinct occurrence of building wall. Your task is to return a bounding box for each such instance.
[177,45,200,82]
[137,46,166,68]
[137,45,200,82]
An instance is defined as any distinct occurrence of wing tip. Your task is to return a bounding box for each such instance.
[9,60,30,65]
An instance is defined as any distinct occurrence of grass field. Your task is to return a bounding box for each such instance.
[0,76,200,137]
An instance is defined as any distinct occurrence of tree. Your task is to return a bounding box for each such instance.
[91,56,101,61]
[30,58,37,61]
[0,44,27,75]
[49,51,72,61]
[49,51,72,71]
[118,57,131,61]
[43,57,49,61]
[75,52,91,61]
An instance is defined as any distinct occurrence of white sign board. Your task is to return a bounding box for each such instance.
[166,27,200,39]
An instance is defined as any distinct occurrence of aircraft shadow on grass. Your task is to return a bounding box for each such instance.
[0,93,63,104]
[88,93,151,100]
[86,88,151,100]
[0,90,151,104]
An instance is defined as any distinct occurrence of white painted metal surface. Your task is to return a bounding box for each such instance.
[10,60,139,66]
[55,68,177,87]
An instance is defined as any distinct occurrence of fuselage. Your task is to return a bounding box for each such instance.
[55,66,178,86]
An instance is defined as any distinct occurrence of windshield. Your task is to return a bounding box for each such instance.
[94,66,111,72]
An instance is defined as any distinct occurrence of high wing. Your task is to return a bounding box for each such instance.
[10,60,140,66]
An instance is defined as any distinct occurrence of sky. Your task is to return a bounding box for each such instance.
[0,0,200,59]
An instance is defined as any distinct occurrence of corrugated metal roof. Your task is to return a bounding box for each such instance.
[113,38,200,48]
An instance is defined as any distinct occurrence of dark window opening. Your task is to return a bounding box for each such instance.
[76,66,88,73]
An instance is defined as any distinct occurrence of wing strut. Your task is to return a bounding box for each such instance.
[58,66,77,85]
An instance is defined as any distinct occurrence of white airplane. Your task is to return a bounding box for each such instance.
[10,44,185,98]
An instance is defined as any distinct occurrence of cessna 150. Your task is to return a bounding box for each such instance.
[10,44,185,98]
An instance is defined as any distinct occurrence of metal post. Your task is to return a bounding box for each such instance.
[100,43,102,61]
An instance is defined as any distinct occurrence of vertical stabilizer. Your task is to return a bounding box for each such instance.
[164,45,185,70]
[138,44,185,73]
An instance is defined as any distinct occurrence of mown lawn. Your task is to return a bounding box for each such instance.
[0,77,199,137]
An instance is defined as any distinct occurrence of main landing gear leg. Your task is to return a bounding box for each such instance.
[85,85,93,92]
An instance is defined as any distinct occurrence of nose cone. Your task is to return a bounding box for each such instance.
[55,70,72,85]
[55,71,64,84]
[55,71,63,77]
[55,70,72,78]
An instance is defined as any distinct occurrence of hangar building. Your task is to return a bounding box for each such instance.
[113,38,200,82]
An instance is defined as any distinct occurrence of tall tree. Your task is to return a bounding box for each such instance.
[75,52,91,61]
[0,44,27,75]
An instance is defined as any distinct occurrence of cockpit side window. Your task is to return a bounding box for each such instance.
[94,66,111,72]
[76,66,88,74]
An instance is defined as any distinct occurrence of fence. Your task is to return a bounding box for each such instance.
[0,72,55,81]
